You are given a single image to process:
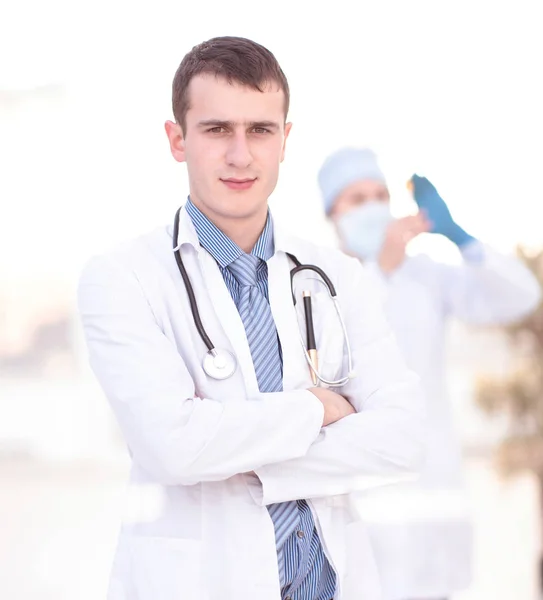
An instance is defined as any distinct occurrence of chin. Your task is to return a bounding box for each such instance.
[219,191,268,219]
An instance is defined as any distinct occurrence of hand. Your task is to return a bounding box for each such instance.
[409,174,475,248]
[309,387,355,426]
[378,214,430,274]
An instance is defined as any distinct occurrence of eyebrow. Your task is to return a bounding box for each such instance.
[197,119,280,131]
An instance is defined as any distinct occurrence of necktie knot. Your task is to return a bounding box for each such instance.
[228,253,261,287]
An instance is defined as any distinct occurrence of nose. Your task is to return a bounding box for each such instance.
[225,132,253,169]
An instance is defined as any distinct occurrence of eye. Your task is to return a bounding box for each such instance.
[207,127,226,134]
[252,127,271,134]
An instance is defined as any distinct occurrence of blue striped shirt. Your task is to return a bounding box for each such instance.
[185,199,336,600]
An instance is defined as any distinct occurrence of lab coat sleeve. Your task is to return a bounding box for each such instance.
[438,241,541,324]
[250,257,426,505]
[77,254,325,486]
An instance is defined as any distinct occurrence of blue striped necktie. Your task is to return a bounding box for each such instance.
[228,253,300,551]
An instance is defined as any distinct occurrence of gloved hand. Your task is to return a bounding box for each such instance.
[409,174,475,248]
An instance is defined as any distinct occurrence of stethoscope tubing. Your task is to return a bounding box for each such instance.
[172,207,354,385]
[172,207,214,352]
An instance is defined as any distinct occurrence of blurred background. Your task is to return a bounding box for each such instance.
[1,0,542,598]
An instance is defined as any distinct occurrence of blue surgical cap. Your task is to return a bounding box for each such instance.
[318,147,387,214]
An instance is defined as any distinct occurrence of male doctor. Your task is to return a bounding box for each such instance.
[77,38,425,600]
[318,147,541,600]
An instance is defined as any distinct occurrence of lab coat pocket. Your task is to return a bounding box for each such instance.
[311,292,346,386]
[128,536,205,600]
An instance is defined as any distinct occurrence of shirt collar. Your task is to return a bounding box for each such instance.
[185,197,275,267]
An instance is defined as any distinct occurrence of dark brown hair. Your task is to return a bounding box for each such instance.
[172,36,290,133]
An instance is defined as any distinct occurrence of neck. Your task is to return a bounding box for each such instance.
[190,197,268,253]
[219,215,267,253]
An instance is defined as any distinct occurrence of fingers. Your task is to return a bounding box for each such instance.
[397,213,431,236]
[410,174,433,191]
[383,213,430,256]
[409,174,441,209]
[414,212,432,233]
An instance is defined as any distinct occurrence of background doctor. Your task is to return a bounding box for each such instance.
[77,39,425,600]
[318,147,542,600]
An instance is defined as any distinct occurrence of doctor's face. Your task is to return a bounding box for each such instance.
[165,74,291,225]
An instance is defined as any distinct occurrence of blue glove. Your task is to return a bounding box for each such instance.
[409,174,475,248]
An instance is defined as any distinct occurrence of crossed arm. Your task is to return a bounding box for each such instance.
[78,254,425,499]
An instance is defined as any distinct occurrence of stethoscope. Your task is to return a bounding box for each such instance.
[172,207,355,386]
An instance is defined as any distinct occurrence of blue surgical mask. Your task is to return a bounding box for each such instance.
[336,200,393,260]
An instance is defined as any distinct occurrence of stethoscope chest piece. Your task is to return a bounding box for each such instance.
[172,207,351,385]
[203,349,237,380]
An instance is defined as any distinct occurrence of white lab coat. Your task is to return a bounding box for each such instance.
[354,244,541,600]
[77,206,426,600]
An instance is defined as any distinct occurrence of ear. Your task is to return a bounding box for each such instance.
[164,120,186,163]
[280,122,293,163]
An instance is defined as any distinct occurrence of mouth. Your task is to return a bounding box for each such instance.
[221,178,257,191]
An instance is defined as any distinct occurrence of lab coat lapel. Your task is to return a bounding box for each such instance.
[268,248,313,393]
[176,206,260,397]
